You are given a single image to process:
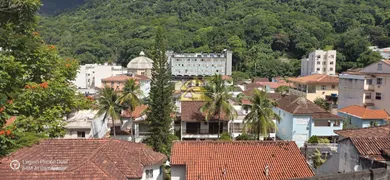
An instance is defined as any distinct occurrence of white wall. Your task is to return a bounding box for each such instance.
[74,65,87,89]
[338,74,365,109]
[338,139,360,173]
[171,165,186,180]
[141,164,163,180]
[63,129,91,139]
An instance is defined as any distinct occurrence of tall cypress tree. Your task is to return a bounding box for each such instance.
[145,27,175,155]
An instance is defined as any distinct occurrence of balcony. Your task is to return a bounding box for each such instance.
[365,85,374,91]
[183,128,221,135]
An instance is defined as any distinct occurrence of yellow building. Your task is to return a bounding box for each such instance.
[288,74,339,102]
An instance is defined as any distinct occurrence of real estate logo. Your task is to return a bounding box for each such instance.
[10,160,20,170]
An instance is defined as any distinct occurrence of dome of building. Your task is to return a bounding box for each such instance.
[127,51,153,69]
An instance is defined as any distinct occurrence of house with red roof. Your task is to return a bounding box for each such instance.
[101,74,151,98]
[0,139,167,180]
[170,141,314,180]
[274,95,343,147]
[288,74,339,102]
[119,104,149,142]
[338,105,390,128]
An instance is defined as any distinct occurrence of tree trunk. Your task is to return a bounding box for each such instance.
[131,116,135,142]
[112,117,116,139]
[217,113,221,139]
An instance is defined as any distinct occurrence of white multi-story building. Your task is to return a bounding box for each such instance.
[338,60,390,112]
[167,50,232,76]
[301,50,337,76]
[369,46,390,60]
[73,63,127,90]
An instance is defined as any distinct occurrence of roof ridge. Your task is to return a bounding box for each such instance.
[317,74,327,82]
[335,124,390,132]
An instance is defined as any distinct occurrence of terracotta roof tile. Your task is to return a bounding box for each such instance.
[382,60,390,66]
[170,141,314,180]
[288,74,339,85]
[339,105,390,120]
[102,75,146,82]
[334,124,390,138]
[245,83,262,91]
[241,99,252,105]
[349,137,390,160]
[253,77,270,83]
[180,101,229,122]
[312,112,342,119]
[221,75,232,81]
[121,105,148,118]
[0,139,166,179]
[276,95,326,114]
[267,93,283,101]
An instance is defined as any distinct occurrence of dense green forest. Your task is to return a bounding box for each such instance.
[38,0,390,78]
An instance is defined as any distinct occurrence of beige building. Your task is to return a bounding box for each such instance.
[289,74,339,102]
[301,50,337,76]
[338,60,390,112]
[127,51,153,78]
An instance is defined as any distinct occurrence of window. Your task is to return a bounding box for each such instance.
[111,82,114,87]
[331,85,336,89]
[145,169,153,178]
[333,121,340,127]
[323,62,326,65]
[331,55,335,58]
[323,68,326,71]
[321,85,326,90]
[317,61,320,65]
[378,63,382,70]
[314,120,331,127]
[77,131,85,138]
[330,61,334,65]
[377,78,383,85]
[317,68,320,71]
[330,68,333,71]
[365,93,371,99]
[376,93,382,100]
[366,79,372,85]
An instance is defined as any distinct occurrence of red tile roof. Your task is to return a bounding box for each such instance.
[334,124,390,138]
[339,105,390,120]
[253,77,270,83]
[221,75,233,81]
[383,60,390,66]
[102,75,147,82]
[349,137,390,160]
[170,141,314,180]
[0,139,166,179]
[288,74,339,85]
[180,101,229,122]
[121,105,148,118]
[241,99,252,105]
[245,83,262,91]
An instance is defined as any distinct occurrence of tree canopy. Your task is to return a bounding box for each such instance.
[38,0,390,76]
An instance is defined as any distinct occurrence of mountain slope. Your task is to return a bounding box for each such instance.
[38,0,390,76]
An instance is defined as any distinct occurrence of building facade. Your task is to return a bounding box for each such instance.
[338,60,390,112]
[167,50,232,76]
[274,95,343,147]
[289,74,339,102]
[301,50,337,76]
[101,75,151,98]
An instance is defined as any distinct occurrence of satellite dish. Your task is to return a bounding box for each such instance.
[354,165,362,171]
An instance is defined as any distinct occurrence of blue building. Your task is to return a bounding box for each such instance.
[338,105,389,128]
[273,95,343,147]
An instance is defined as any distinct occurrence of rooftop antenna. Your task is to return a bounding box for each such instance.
[264,164,269,177]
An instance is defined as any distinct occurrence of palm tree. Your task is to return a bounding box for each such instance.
[96,86,120,138]
[200,74,237,138]
[243,89,281,140]
[116,79,143,142]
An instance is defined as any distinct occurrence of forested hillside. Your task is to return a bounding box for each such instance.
[38,0,390,78]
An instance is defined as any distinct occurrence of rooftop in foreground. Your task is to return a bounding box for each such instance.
[0,139,166,179]
[170,141,314,180]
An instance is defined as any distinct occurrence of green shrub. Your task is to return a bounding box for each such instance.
[308,135,319,143]
[235,133,255,140]
[219,132,232,141]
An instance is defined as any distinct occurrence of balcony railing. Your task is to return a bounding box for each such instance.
[183,128,222,135]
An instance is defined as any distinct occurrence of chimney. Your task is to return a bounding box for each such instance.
[264,165,269,177]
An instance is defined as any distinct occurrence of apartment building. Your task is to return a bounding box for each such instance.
[167,50,232,76]
[301,50,337,76]
[338,60,390,112]
[288,74,339,102]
